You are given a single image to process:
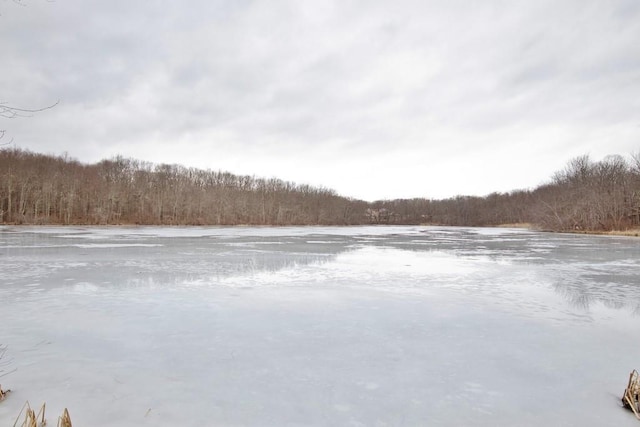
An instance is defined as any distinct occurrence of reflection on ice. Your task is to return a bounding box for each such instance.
[2,225,640,314]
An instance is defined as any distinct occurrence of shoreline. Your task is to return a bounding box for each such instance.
[497,223,640,238]
[2,222,639,237]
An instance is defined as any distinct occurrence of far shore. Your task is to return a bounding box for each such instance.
[2,222,640,237]
[496,222,640,237]
[570,228,640,237]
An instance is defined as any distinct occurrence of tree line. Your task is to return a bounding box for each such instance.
[2,148,640,232]
[369,153,640,232]
[0,149,367,225]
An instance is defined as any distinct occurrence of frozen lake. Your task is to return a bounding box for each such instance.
[1,225,639,426]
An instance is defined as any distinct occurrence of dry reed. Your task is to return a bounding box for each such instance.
[623,370,640,420]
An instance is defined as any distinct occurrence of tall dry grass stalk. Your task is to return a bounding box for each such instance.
[58,408,73,427]
[623,370,640,419]
[11,401,73,426]
[13,401,46,427]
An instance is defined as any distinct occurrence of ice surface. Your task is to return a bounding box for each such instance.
[1,226,640,426]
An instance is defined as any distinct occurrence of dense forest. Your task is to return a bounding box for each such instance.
[2,148,640,232]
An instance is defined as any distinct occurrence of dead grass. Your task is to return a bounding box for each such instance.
[0,344,14,402]
[0,384,10,401]
[604,228,640,237]
[58,408,73,427]
[496,223,533,229]
[503,225,640,237]
[12,402,72,427]
[2,345,72,426]
[622,370,640,420]
[13,402,46,427]
[563,228,640,237]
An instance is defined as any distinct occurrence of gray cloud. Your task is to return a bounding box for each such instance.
[1,0,639,200]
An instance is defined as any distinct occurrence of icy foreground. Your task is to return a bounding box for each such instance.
[1,225,639,426]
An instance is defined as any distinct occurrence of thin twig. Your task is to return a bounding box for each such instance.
[0,100,59,119]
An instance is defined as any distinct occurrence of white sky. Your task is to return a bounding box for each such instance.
[1,0,639,201]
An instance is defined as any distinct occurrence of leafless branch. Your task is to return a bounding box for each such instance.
[0,100,59,119]
[0,100,58,144]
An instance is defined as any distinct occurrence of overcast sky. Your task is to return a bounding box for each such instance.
[1,0,639,201]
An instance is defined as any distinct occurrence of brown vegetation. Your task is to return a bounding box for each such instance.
[0,149,367,226]
[13,402,45,427]
[532,154,640,232]
[2,148,640,233]
[622,369,640,420]
[0,344,12,402]
[371,153,640,232]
